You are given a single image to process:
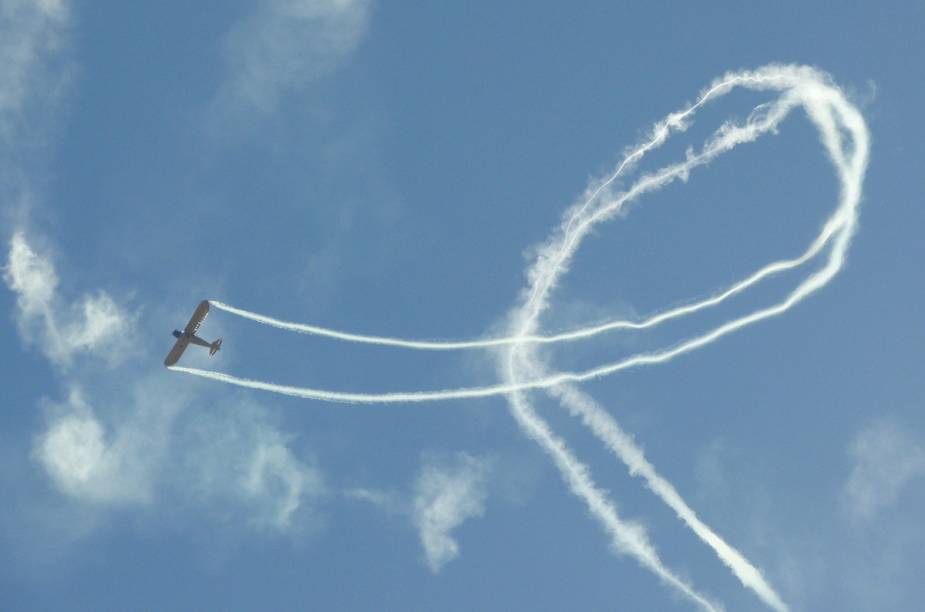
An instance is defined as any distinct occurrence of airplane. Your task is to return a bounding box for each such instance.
[163,300,223,367]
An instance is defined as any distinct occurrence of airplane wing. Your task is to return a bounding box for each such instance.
[183,300,210,335]
[163,337,190,367]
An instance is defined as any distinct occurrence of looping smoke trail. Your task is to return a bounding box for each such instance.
[499,65,866,612]
[175,65,868,611]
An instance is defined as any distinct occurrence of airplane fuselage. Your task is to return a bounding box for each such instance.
[172,329,211,348]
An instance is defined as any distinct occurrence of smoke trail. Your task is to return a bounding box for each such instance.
[209,222,832,350]
[553,383,787,612]
[501,375,722,612]
[501,70,793,612]
[173,257,865,405]
[501,65,866,612]
[173,65,868,610]
[208,81,812,350]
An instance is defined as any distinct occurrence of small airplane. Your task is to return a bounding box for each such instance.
[163,300,223,367]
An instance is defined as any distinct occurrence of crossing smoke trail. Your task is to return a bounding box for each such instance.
[174,65,869,610]
[551,383,788,611]
[501,65,865,612]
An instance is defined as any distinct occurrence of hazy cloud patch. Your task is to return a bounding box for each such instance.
[694,438,731,504]
[844,418,925,521]
[33,386,172,505]
[5,229,320,536]
[180,401,325,532]
[33,381,324,535]
[34,393,109,499]
[412,452,492,573]
[220,0,371,114]
[0,0,70,229]
[0,0,68,134]
[245,435,322,530]
[343,486,399,512]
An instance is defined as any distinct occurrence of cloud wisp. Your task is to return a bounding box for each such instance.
[0,0,68,139]
[34,388,143,504]
[343,452,496,571]
[0,0,341,561]
[3,233,317,533]
[0,0,70,231]
[412,453,491,573]
[4,231,135,366]
[219,0,371,114]
[180,401,325,532]
[33,384,178,506]
[844,419,925,521]
[175,65,869,610]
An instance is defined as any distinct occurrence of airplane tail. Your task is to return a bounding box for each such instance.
[210,338,223,356]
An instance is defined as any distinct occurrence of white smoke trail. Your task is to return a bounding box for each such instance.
[206,78,813,351]
[553,383,787,611]
[501,65,866,612]
[172,249,864,405]
[501,374,722,612]
[209,223,831,349]
[174,65,868,610]
[207,75,847,361]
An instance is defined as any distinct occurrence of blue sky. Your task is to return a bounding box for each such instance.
[2,1,924,610]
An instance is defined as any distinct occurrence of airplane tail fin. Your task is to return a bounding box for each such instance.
[210,338,223,356]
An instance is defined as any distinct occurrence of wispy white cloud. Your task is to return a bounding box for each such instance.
[33,383,177,505]
[180,401,325,532]
[4,230,57,316]
[343,486,398,511]
[412,452,491,573]
[244,433,323,530]
[4,229,318,531]
[4,230,136,366]
[4,227,322,537]
[31,375,325,534]
[844,418,925,521]
[0,0,326,551]
[220,0,371,114]
[0,0,68,132]
[0,0,70,228]
[34,392,112,499]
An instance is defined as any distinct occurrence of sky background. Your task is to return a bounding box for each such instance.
[2,1,924,610]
